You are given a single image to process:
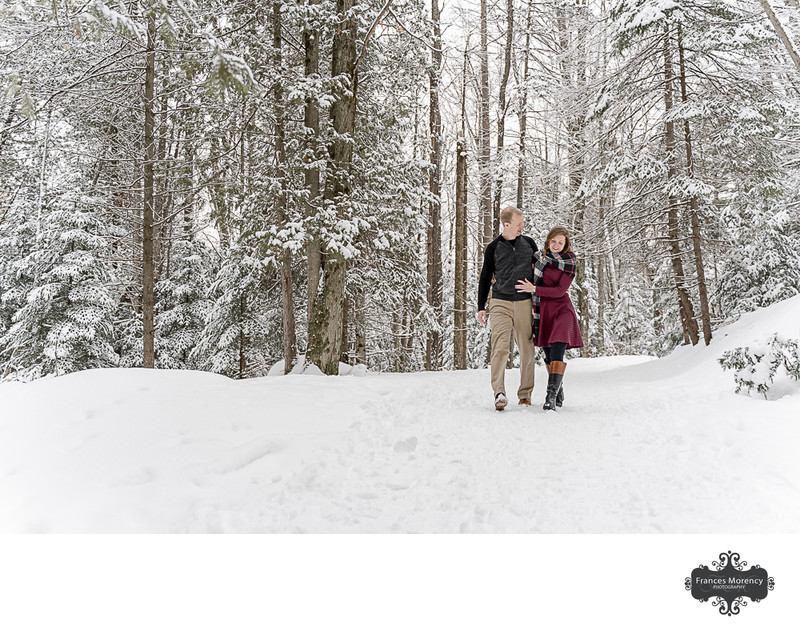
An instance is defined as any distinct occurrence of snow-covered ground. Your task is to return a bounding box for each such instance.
[2,297,799,533]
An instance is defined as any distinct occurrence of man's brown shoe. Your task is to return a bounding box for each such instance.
[494,393,508,410]
[518,398,531,406]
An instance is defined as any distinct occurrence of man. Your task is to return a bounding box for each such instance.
[477,206,538,410]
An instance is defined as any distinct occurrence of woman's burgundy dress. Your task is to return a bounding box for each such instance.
[535,264,584,349]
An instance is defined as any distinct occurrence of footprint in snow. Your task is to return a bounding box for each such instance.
[393,437,418,454]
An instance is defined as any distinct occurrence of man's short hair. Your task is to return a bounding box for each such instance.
[500,206,522,225]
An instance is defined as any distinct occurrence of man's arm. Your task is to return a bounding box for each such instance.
[525,235,538,258]
[477,240,496,312]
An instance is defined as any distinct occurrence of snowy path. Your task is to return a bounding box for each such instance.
[266,360,799,533]
[2,349,798,533]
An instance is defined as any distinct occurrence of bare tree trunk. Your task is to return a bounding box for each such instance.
[400,304,409,370]
[153,93,169,280]
[758,0,800,72]
[663,25,699,345]
[479,0,492,249]
[274,0,298,373]
[598,131,619,307]
[677,25,712,345]
[499,0,517,377]
[308,254,346,375]
[454,43,469,372]
[307,0,358,375]
[35,108,52,242]
[184,128,195,238]
[210,137,230,251]
[596,255,605,354]
[426,0,443,370]
[517,5,532,210]
[647,263,661,342]
[238,295,247,378]
[0,98,17,158]
[393,309,401,372]
[454,134,468,370]
[478,0,493,367]
[142,13,156,368]
[493,0,514,228]
[304,0,322,322]
[558,4,589,355]
[354,293,366,365]
[340,291,349,364]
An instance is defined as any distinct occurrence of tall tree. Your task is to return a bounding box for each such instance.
[676,24,711,345]
[479,0,492,248]
[557,1,591,354]
[516,4,532,210]
[273,0,298,372]
[662,24,699,345]
[758,0,800,72]
[307,0,359,375]
[142,9,157,368]
[304,0,322,324]
[492,0,514,226]
[426,0,444,371]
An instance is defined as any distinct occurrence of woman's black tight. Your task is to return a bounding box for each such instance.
[543,342,567,364]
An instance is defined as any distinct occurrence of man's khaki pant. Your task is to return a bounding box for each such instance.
[489,297,535,399]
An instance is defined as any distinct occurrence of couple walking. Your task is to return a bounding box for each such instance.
[477,206,583,411]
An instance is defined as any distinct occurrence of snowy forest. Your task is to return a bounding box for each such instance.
[1,0,800,381]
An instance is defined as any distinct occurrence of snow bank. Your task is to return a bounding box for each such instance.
[1,297,799,533]
[617,293,800,393]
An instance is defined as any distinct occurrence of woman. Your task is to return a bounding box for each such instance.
[515,226,583,411]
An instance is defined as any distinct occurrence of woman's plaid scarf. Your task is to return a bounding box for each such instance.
[532,250,577,342]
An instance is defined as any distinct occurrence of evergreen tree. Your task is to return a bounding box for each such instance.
[717,193,800,317]
[1,186,117,378]
[154,236,216,369]
[191,245,279,379]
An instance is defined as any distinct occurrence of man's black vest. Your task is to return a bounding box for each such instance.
[492,236,534,301]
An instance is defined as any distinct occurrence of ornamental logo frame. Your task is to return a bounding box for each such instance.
[685,551,775,616]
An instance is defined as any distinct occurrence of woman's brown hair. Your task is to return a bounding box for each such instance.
[544,226,573,255]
